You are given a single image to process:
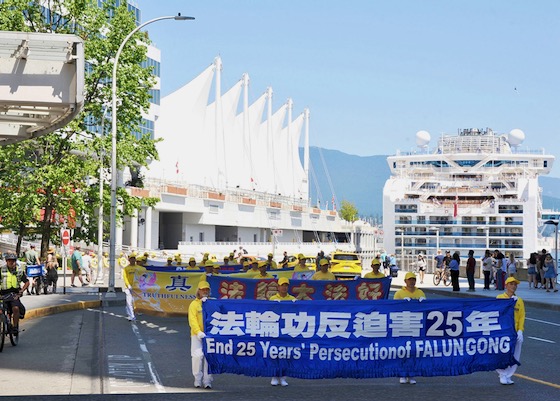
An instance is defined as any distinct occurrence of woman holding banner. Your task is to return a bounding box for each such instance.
[188,281,213,389]
[496,277,525,385]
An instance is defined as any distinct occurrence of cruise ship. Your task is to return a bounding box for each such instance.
[382,128,555,263]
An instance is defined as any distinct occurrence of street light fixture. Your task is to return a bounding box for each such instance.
[544,220,559,284]
[109,14,194,292]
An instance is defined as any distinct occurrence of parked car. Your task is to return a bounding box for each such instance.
[329,251,362,279]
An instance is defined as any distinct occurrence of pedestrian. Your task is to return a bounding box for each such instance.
[123,254,147,321]
[25,244,40,295]
[70,245,87,287]
[188,281,213,389]
[81,250,92,283]
[506,254,517,278]
[494,251,506,290]
[311,258,336,280]
[268,277,295,386]
[542,253,558,292]
[449,251,461,292]
[482,250,494,290]
[364,259,385,278]
[496,277,525,385]
[393,272,425,384]
[466,250,476,292]
[45,248,59,294]
[527,252,537,289]
[416,253,426,284]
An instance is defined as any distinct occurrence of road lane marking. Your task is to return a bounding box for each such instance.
[527,336,555,344]
[526,317,560,327]
[131,321,166,393]
[514,373,560,389]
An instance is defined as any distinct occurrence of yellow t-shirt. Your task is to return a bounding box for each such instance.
[363,272,386,279]
[311,271,336,280]
[188,298,204,336]
[123,264,147,287]
[269,293,296,301]
[393,287,426,300]
[253,272,272,279]
[294,264,311,272]
[497,293,525,332]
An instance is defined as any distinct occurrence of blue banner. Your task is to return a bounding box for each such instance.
[206,276,392,300]
[202,298,517,379]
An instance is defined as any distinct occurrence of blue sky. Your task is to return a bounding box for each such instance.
[135,0,560,177]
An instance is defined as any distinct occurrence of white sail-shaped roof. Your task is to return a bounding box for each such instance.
[147,57,309,200]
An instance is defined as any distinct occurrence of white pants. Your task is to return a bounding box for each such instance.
[191,335,213,386]
[124,286,135,319]
[496,335,523,379]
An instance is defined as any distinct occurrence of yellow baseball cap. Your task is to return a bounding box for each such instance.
[371,259,381,266]
[278,277,290,286]
[404,272,417,280]
[505,277,520,285]
[197,281,210,290]
[319,258,329,266]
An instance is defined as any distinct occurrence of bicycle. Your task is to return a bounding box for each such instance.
[433,267,451,286]
[0,293,21,351]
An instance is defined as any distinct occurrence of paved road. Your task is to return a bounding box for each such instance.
[1,292,558,401]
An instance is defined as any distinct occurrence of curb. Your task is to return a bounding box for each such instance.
[25,297,126,320]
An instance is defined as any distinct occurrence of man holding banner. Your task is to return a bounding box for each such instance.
[393,272,426,385]
[188,281,213,389]
[268,277,296,386]
[496,277,525,385]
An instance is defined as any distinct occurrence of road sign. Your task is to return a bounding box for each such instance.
[61,229,71,246]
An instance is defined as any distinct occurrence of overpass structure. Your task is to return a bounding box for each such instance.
[0,30,84,145]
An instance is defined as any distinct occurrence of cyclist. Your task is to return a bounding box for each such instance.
[0,253,30,335]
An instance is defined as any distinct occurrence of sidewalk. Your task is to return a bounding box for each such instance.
[22,272,126,319]
[22,269,560,319]
[388,270,560,311]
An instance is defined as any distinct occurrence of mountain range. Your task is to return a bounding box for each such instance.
[308,147,560,220]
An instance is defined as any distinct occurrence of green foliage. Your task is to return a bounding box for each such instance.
[339,200,359,222]
[0,0,160,258]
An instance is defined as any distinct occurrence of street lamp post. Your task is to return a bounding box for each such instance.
[544,220,559,284]
[429,226,440,254]
[109,14,194,292]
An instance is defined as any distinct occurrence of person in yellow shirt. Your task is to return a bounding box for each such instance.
[393,271,426,384]
[186,257,199,270]
[199,261,216,283]
[496,277,525,385]
[188,281,213,389]
[254,261,272,278]
[364,259,386,278]
[268,277,295,386]
[123,254,147,322]
[294,254,311,272]
[266,253,278,269]
[248,260,260,276]
[311,259,336,280]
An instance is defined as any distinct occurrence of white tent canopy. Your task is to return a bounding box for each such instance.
[148,57,309,199]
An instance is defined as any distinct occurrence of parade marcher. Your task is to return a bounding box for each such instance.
[269,277,295,386]
[254,261,272,278]
[293,254,311,272]
[266,253,278,269]
[166,257,174,266]
[393,272,425,384]
[542,253,558,292]
[416,253,426,284]
[364,259,385,278]
[311,258,336,280]
[248,260,260,276]
[449,251,461,292]
[70,245,87,287]
[187,257,199,270]
[482,250,494,290]
[188,281,213,389]
[200,260,216,282]
[123,254,147,322]
[466,250,476,292]
[496,277,525,384]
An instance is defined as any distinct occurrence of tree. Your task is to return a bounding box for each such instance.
[0,0,160,260]
[339,200,359,222]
